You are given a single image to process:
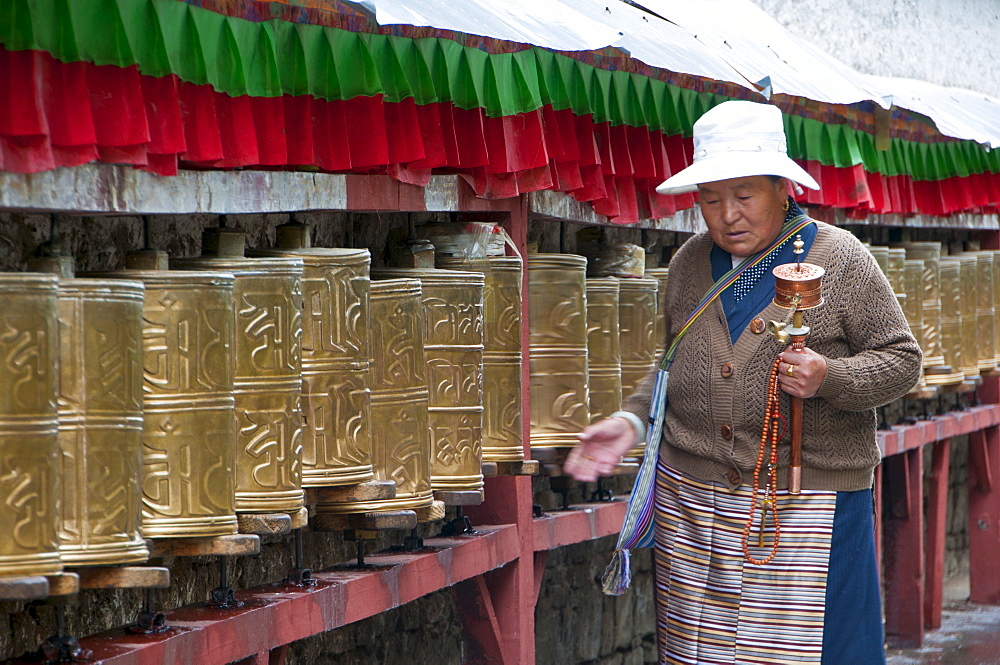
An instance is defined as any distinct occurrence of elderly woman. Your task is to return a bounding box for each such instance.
[565,101,921,664]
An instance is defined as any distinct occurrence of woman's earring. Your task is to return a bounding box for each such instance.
[782,198,790,212]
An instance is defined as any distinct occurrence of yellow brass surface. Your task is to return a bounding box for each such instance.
[586,279,622,423]
[617,277,659,401]
[318,279,433,514]
[902,260,925,351]
[100,269,238,538]
[439,256,523,463]
[970,252,997,371]
[937,259,968,385]
[957,255,980,378]
[528,255,590,450]
[994,251,1000,367]
[887,248,907,295]
[56,280,148,565]
[896,242,945,366]
[251,248,374,487]
[867,245,889,278]
[173,257,305,514]
[645,268,670,352]
[373,269,485,493]
[0,274,62,576]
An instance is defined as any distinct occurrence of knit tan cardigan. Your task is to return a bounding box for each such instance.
[623,221,923,491]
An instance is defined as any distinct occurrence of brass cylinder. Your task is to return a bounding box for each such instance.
[251,247,375,487]
[902,259,925,351]
[969,252,997,372]
[528,254,590,451]
[617,277,660,398]
[867,245,890,279]
[173,254,305,514]
[895,242,946,368]
[994,250,1000,367]
[645,268,670,352]
[438,256,523,463]
[772,263,825,310]
[0,274,62,576]
[373,269,485,493]
[56,279,148,565]
[97,268,239,538]
[887,248,907,295]
[317,278,433,513]
[938,259,967,384]
[957,254,981,378]
[586,278,622,423]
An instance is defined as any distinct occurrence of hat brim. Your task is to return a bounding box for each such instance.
[655,152,820,196]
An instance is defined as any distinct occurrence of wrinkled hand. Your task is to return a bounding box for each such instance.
[778,345,827,398]
[564,417,639,482]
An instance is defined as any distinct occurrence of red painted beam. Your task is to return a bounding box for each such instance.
[924,438,951,629]
[877,405,1000,457]
[883,448,925,649]
[969,427,1000,605]
[532,500,628,552]
[12,526,519,665]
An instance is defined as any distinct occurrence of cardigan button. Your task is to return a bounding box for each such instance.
[720,362,734,378]
[750,317,766,334]
[726,469,741,485]
[721,425,733,440]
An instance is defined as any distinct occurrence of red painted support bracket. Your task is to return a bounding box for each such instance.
[454,575,509,665]
[883,448,925,649]
[531,500,628,552]
[969,426,1000,604]
[877,404,1000,457]
[924,438,951,629]
[5,526,519,665]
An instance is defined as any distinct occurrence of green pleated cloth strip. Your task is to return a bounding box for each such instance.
[2,0,998,181]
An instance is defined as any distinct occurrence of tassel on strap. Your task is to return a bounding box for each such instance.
[601,548,632,596]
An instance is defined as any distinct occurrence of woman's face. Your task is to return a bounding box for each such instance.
[698,176,788,258]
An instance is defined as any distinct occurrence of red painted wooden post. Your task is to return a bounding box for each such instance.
[968,426,1000,605]
[924,438,951,629]
[882,447,925,648]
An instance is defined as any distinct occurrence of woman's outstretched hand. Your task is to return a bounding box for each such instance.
[564,416,640,482]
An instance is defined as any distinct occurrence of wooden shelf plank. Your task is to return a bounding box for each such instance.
[531,500,628,553]
[877,404,1000,457]
[48,525,518,665]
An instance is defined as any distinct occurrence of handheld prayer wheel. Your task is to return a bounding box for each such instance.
[438,256,524,463]
[586,278,622,423]
[252,230,375,487]
[0,274,62,576]
[372,269,485,493]
[645,268,670,351]
[937,258,968,384]
[96,253,238,537]
[173,230,305,514]
[316,279,433,514]
[969,252,997,372]
[894,242,947,369]
[54,279,148,565]
[956,254,981,378]
[769,245,824,495]
[528,254,590,452]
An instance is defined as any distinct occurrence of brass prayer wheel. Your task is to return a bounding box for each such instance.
[528,254,590,451]
[887,248,907,296]
[645,268,670,350]
[373,269,485,493]
[586,278,622,423]
[617,276,660,399]
[438,256,524,463]
[993,250,1000,367]
[252,241,375,487]
[316,278,433,514]
[55,279,148,565]
[894,242,947,368]
[0,274,62,576]
[867,245,889,279]
[968,252,997,372]
[903,259,925,352]
[956,254,981,378]
[97,258,239,538]
[938,258,968,384]
[173,231,305,514]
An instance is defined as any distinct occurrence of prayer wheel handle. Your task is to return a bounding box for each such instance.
[768,236,825,495]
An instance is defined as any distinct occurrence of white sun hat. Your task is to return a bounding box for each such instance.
[655,100,820,195]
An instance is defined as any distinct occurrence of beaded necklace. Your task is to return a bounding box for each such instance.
[741,356,785,565]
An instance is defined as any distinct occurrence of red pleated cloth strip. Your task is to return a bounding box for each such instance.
[1,47,998,220]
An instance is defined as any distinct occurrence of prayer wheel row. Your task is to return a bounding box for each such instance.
[868,242,1000,386]
[0,228,520,578]
[528,253,660,463]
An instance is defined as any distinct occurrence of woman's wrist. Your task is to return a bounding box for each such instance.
[609,411,645,444]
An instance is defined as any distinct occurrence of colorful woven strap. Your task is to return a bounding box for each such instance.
[660,213,813,369]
